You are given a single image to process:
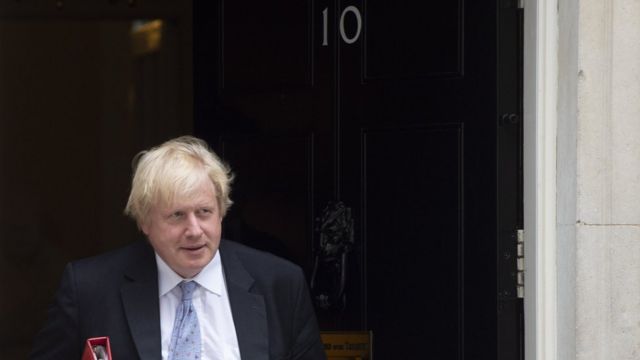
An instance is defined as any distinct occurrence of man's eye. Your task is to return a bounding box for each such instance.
[171,211,184,218]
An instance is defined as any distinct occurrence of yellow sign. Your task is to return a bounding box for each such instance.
[321,331,372,360]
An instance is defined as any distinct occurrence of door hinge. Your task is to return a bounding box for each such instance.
[518,0,524,9]
[516,229,524,298]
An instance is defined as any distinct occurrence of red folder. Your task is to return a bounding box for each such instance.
[81,337,112,360]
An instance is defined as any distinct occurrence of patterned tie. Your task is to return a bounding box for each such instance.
[168,281,201,360]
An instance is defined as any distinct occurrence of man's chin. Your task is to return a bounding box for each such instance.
[178,254,213,277]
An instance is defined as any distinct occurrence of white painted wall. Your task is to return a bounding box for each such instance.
[574,0,640,359]
[528,0,640,359]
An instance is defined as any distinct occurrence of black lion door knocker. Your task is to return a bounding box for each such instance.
[310,201,354,312]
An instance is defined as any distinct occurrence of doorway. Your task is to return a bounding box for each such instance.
[194,1,524,358]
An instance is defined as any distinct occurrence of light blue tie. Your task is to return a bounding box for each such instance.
[168,281,201,360]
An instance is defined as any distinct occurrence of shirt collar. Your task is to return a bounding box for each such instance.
[155,250,225,297]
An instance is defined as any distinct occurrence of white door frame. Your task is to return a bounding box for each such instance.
[523,0,558,359]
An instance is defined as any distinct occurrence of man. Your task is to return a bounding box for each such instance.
[31,136,326,359]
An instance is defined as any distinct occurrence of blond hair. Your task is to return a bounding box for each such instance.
[124,136,233,224]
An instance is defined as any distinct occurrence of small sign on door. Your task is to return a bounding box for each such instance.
[321,331,372,359]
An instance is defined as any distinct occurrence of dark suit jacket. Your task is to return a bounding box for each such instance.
[30,239,326,359]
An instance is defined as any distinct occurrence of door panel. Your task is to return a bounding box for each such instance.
[339,4,497,358]
[201,0,336,274]
[364,1,463,79]
[363,125,463,359]
[222,0,313,89]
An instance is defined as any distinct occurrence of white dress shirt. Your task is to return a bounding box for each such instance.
[156,251,241,360]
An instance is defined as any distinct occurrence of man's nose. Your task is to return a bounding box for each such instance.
[185,213,203,237]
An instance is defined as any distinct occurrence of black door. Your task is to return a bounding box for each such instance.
[194,1,523,359]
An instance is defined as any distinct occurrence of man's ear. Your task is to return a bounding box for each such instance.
[139,219,150,235]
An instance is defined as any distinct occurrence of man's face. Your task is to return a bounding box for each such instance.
[141,178,221,278]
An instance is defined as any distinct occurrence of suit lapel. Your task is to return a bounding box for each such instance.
[120,242,162,360]
[220,240,269,360]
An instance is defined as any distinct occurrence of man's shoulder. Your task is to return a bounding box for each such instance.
[70,240,154,278]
